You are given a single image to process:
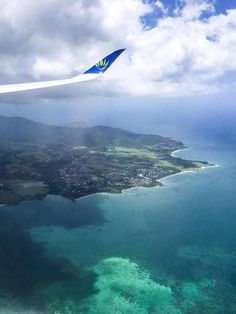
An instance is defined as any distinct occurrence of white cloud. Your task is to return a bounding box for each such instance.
[175,0,215,20]
[0,0,236,100]
[155,1,168,16]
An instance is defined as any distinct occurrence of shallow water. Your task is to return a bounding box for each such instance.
[0,134,236,313]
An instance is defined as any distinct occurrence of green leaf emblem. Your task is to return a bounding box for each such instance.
[95,58,109,71]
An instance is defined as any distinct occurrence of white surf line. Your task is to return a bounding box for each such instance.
[171,147,188,157]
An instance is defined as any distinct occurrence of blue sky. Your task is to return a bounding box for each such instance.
[142,0,236,28]
[0,0,236,130]
[144,0,236,14]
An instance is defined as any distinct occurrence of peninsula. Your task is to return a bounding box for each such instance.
[0,116,212,204]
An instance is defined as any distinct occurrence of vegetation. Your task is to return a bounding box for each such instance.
[0,116,211,204]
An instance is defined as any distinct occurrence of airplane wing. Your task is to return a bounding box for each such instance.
[0,49,125,94]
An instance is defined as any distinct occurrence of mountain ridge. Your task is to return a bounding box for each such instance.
[0,115,181,149]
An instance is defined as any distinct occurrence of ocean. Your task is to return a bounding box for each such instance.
[0,114,236,313]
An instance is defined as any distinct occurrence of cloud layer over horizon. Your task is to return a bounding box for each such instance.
[0,0,236,104]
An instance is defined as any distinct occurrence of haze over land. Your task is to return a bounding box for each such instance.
[0,1,236,313]
[0,116,211,205]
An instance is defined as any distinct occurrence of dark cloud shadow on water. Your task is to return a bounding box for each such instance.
[0,195,105,311]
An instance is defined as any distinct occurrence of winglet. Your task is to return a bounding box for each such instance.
[84,49,125,74]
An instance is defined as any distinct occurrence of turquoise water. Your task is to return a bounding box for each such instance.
[0,135,236,313]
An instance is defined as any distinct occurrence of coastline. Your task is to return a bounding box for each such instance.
[76,158,218,201]
[0,148,219,206]
[159,163,218,183]
[170,147,188,157]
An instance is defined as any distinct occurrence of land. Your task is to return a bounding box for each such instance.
[0,116,212,205]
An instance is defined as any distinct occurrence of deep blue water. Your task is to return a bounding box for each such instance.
[0,118,236,313]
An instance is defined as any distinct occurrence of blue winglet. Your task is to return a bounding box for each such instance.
[84,49,126,74]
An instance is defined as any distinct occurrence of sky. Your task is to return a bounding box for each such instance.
[0,0,236,129]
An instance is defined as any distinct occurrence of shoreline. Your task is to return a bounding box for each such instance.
[159,163,218,183]
[0,148,219,206]
[77,159,218,201]
[170,147,188,157]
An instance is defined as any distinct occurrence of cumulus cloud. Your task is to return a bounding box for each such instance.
[154,1,168,16]
[0,0,236,103]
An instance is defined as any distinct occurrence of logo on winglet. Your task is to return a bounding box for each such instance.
[95,58,109,72]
